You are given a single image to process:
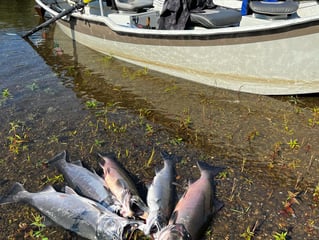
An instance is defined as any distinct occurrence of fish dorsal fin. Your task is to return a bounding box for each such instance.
[42,185,56,193]
[71,160,83,167]
[213,198,224,213]
[187,178,195,186]
[47,151,68,167]
[196,161,225,177]
[64,186,77,195]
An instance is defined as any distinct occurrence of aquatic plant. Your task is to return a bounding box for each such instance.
[240,226,255,240]
[2,88,11,98]
[217,170,228,179]
[7,121,29,155]
[90,139,105,153]
[19,213,49,240]
[145,123,154,135]
[106,121,127,133]
[41,174,64,186]
[86,99,98,109]
[164,84,178,93]
[101,55,113,64]
[287,139,300,150]
[65,65,76,75]
[283,115,294,135]
[169,136,183,145]
[26,82,39,91]
[1,88,12,106]
[308,106,319,127]
[48,135,59,144]
[273,231,288,240]
[177,108,192,129]
[122,66,148,80]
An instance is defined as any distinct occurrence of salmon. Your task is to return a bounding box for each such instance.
[48,151,120,212]
[99,154,148,219]
[144,151,178,234]
[0,182,142,240]
[158,161,224,240]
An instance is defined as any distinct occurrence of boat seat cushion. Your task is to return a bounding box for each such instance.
[190,7,242,28]
[249,1,299,15]
[114,0,153,11]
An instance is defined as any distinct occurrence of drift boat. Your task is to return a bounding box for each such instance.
[32,0,319,95]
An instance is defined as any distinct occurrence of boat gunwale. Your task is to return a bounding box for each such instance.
[36,0,319,39]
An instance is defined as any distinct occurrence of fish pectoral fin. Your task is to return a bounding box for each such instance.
[169,210,178,224]
[46,150,68,167]
[71,159,83,167]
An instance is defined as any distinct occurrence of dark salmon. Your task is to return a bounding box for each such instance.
[158,161,224,240]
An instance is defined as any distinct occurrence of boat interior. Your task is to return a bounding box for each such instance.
[42,0,319,30]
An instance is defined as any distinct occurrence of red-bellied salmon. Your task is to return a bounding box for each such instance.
[99,154,148,219]
[158,161,224,240]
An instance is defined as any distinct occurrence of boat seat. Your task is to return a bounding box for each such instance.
[114,0,153,11]
[190,7,242,28]
[249,0,299,16]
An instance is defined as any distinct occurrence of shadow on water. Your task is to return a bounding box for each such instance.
[1,5,319,239]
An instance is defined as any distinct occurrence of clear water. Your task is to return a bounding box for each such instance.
[1,1,319,239]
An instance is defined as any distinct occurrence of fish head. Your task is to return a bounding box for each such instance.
[156,224,191,240]
[130,195,149,220]
[144,212,167,235]
[96,213,143,240]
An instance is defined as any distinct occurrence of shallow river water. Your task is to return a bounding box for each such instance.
[1,0,319,239]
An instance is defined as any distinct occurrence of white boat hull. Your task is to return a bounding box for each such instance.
[37,0,319,95]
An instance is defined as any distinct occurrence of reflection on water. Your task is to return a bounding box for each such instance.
[1,1,319,239]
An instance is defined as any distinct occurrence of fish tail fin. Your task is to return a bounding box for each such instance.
[0,182,26,205]
[160,151,181,165]
[197,161,224,177]
[47,150,68,169]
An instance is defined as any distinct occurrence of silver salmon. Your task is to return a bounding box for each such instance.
[99,154,148,219]
[144,151,178,234]
[158,161,224,240]
[0,182,142,240]
[48,151,119,211]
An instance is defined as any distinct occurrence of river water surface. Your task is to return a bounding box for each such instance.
[1,0,319,239]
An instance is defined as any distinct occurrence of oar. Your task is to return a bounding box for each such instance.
[22,1,87,38]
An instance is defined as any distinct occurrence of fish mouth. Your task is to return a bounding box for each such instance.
[157,224,192,240]
[130,195,149,219]
[145,214,166,235]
